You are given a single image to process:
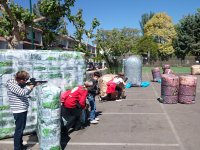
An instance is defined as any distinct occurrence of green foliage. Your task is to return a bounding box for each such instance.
[0,1,34,48]
[69,9,100,55]
[34,0,75,49]
[173,9,200,60]
[136,36,158,62]
[95,28,140,73]
[144,13,177,59]
[139,12,154,35]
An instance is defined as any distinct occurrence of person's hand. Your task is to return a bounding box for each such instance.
[27,84,35,90]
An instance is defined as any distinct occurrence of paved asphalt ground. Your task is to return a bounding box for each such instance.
[0,73,200,150]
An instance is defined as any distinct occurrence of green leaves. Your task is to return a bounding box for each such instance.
[144,12,177,59]
[136,36,158,62]
[95,28,140,72]
[174,10,200,60]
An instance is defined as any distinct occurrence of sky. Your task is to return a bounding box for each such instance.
[15,0,200,37]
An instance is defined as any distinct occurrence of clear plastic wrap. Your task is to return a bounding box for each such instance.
[124,55,142,86]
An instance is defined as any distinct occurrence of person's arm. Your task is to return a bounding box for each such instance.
[7,81,33,96]
[119,78,126,85]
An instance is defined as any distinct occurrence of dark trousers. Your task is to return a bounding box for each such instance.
[61,106,82,131]
[115,85,122,98]
[13,111,27,150]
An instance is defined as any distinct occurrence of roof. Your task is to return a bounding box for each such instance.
[0,37,6,42]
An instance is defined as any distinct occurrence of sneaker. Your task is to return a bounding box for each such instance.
[90,120,99,124]
[95,118,100,121]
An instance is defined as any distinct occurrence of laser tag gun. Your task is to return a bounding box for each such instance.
[124,77,128,82]
[26,78,48,86]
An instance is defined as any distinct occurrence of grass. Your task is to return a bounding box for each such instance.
[142,67,191,74]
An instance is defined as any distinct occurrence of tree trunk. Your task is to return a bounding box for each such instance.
[1,0,21,49]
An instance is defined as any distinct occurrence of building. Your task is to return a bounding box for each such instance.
[0,27,96,59]
[0,27,43,49]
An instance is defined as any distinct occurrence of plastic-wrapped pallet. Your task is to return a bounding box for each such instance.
[124,55,142,86]
[178,75,197,104]
[0,50,85,139]
[161,74,179,104]
[37,82,61,150]
[191,65,200,75]
[152,67,161,82]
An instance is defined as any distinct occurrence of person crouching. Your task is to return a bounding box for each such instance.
[61,81,93,132]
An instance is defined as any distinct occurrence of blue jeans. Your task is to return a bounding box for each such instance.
[13,111,27,150]
[87,94,96,120]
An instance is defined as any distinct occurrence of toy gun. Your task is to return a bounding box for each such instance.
[124,77,128,82]
[26,78,48,86]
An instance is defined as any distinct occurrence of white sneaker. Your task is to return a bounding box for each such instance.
[95,118,100,121]
[90,120,99,124]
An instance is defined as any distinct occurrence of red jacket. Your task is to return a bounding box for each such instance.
[106,79,117,94]
[60,86,88,109]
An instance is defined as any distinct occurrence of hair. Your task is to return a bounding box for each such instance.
[93,71,101,77]
[84,81,93,87]
[15,71,30,80]
[117,72,124,77]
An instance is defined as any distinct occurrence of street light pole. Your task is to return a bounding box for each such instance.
[29,0,34,49]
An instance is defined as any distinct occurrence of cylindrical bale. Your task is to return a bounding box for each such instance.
[161,74,179,104]
[152,67,161,82]
[161,95,178,104]
[162,64,170,74]
[124,55,142,86]
[178,95,196,104]
[191,65,200,75]
[37,82,61,150]
[179,85,196,95]
[163,68,173,74]
[161,74,179,87]
[161,86,178,96]
[179,75,197,86]
[178,75,197,104]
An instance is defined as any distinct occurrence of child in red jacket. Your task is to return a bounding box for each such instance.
[61,81,93,132]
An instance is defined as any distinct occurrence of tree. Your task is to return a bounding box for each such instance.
[34,0,75,49]
[69,9,100,54]
[144,13,177,60]
[95,28,140,73]
[0,0,33,49]
[139,12,154,35]
[136,36,158,63]
[173,9,200,60]
[35,0,100,52]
